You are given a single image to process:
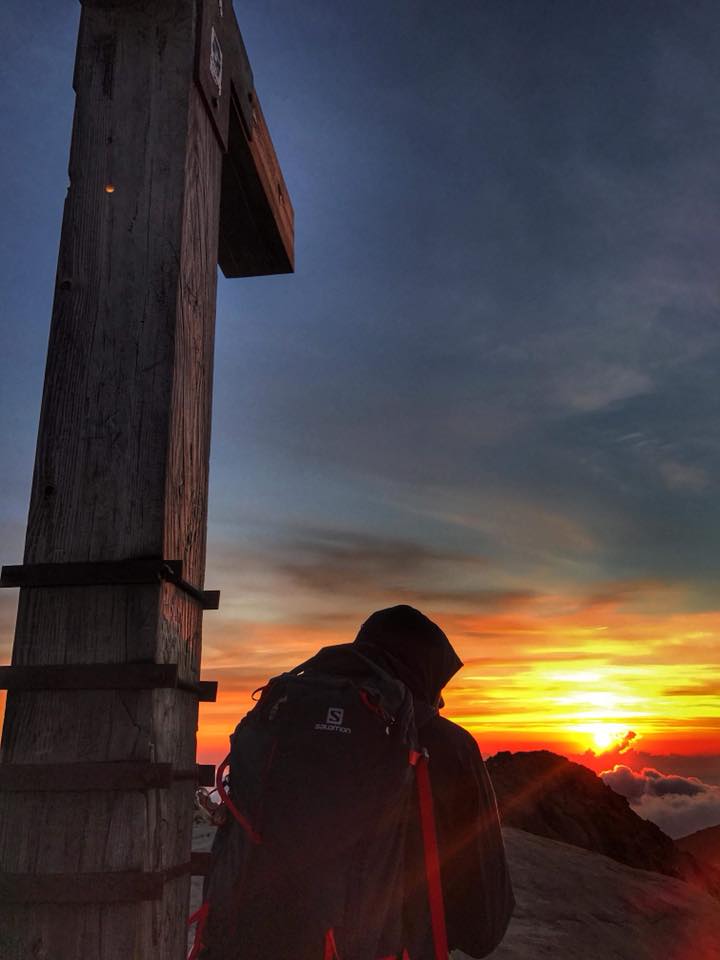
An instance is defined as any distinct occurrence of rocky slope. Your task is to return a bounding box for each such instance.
[486,749,719,896]
[476,828,720,960]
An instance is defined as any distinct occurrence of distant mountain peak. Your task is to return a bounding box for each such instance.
[486,749,719,898]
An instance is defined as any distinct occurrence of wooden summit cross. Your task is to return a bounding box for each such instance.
[0,1,292,956]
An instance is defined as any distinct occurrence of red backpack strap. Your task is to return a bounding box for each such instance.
[216,753,262,844]
[323,928,341,960]
[410,750,449,960]
[187,901,210,960]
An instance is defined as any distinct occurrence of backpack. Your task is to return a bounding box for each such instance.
[189,644,448,960]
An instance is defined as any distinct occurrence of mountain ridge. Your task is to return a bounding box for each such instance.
[486,749,720,898]
[676,823,720,870]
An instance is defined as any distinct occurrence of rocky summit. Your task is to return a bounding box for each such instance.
[486,750,720,897]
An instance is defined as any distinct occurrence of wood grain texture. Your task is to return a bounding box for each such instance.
[163,82,222,593]
[247,95,294,267]
[25,0,195,567]
[0,2,222,957]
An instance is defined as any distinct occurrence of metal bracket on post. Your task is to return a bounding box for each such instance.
[0,662,218,701]
[0,860,195,903]
[0,557,220,610]
[0,762,216,792]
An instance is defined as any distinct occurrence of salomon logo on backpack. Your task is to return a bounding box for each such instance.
[315,706,351,734]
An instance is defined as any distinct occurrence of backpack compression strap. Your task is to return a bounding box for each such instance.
[410,750,449,960]
[187,902,209,960]
[216,754,262,844]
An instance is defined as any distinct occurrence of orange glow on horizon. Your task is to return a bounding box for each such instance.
[191,592,720,768]
[2,581,717,771]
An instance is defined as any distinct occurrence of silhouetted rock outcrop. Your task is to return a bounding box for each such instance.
[486,750,720,897]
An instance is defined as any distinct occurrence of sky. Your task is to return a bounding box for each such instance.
[1,1,719,836]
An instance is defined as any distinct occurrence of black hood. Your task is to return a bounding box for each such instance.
[352,604,463,706]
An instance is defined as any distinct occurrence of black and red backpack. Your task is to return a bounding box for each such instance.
[189,644,448,960]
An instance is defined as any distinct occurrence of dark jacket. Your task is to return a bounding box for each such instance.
[199,606,514,960]
[353,605,515,959]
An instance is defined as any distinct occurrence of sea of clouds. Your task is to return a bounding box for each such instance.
[601,764,720,838]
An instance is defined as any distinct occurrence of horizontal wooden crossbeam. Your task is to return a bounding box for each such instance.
[0,557,220,610]
[0,762,216,792]
[193,0,293,276]
[0,662,218,702]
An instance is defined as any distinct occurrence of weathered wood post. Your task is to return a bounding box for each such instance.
[0,1,292,956]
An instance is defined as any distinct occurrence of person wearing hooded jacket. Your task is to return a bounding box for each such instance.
[195,604,514,960]
[351,605,515,959]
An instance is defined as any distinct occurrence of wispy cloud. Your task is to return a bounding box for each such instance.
[552,364,653,414]
[658,460,710,493]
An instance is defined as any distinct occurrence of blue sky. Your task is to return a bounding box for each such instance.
[1,2,720,777]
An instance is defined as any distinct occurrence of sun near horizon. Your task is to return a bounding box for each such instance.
[193,592,720,775]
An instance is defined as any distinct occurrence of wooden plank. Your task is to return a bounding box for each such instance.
[218,88,294,277]
[246,94,294,270]
[194,0,294,278]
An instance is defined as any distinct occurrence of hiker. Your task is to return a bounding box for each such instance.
[350,605,515,958]
[192,604,514,960]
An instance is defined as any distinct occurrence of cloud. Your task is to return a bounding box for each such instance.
[658,460,710,493]
[275,528,488,595]
[225,526,543,616]
[593,752,720,787]
[663,681,720,697]
[601,764,707,800]
[612,730,638,755]
[401,486,597,560]
[577,579,680,613]
[553,364,653,414]
[631,791,720,840]
[601,764,720,838]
